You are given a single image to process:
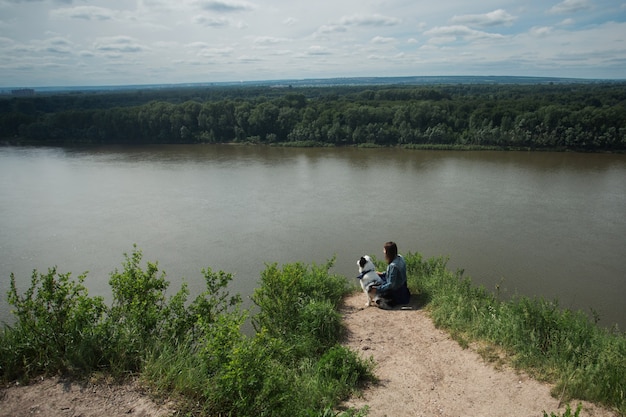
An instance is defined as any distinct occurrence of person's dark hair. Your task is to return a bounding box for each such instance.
[384,241,398,264]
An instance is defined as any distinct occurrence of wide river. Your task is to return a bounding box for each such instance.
[1,145,624,329]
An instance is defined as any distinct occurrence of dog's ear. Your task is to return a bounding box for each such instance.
[359,256,366,267]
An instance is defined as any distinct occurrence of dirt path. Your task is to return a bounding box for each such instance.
[0,293,618,417]
[339,292,617,417]
[0,377,173,417]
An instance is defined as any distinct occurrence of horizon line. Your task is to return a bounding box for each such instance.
[2,74,625,92]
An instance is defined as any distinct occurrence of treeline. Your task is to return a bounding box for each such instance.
[1,83,625,151]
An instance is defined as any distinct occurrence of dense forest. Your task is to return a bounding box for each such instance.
[1,82,625,151]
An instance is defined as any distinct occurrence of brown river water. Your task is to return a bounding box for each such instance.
[1,145,624,329]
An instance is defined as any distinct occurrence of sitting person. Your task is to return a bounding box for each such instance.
[371,241,411,308]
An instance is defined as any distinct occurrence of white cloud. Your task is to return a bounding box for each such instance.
[3,0,72,3]
[253,36,289,45]
[0,0,624,86]
[424,25,506,44]
[193,15,231,27]
[93,36,147,54]
[313,13,400,39]
[339,14,401,27]
[451,9,516,27]
[0,36,16,46]
[50,6,116,21]
[548,0,592,14]
[371,35,395,44]
[47,36,70,44]
[197,0,256,13]
[529,26,553,37]
[196,46,234,57]
[314,24,347,36]
[237,54,262,62]
[307,45,331,55]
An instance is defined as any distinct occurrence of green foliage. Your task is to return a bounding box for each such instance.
[8,246,622,415]
[1,248,373,417]
[3,83,625,151]
[105,247,170,371]
[317,346,373,388]
[206,330,296,415]
[144,257,371,417]
[404,252,626,414]
[251,258,346,351]
[1,268,106,380]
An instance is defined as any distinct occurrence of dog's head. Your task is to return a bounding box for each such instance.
[357,255,375,272]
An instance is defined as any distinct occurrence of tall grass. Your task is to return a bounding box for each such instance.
[1,247,373,417]
[402,252,625,415]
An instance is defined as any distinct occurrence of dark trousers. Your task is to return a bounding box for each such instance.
[382,282,411,306]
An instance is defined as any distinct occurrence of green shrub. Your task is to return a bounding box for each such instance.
[251,258,347,340]
[1,248,376,416]
[105,247,171,372]
[198,309,247,377]
[317,345,374,389]
[296,299,343,354]
[1,267,106,380]
[139,265,246,413]
[144,257,372,416]
[243,259,375,416]
[206,330,295,415]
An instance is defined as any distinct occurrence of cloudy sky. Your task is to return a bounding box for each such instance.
[1,0,625,87]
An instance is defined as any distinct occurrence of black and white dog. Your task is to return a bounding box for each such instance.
[357,255,386,306]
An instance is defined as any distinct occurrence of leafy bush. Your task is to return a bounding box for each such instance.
[317,345,373,388]
[105,248,171,372]
[243,258,374,416]
[251,258,346,344]
[144,257,372,417]
[1,268,106,380]
[1,247,373,416]
[206,330,296,415]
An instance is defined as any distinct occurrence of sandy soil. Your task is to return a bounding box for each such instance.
[0,377,174,417]
[0,293,618,417]
[338,292,618,417]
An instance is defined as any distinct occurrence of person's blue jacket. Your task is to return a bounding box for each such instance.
[376,255,410,305]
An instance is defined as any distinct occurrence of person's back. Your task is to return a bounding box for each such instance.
[388,254,410,305]
[376,242,411,307]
